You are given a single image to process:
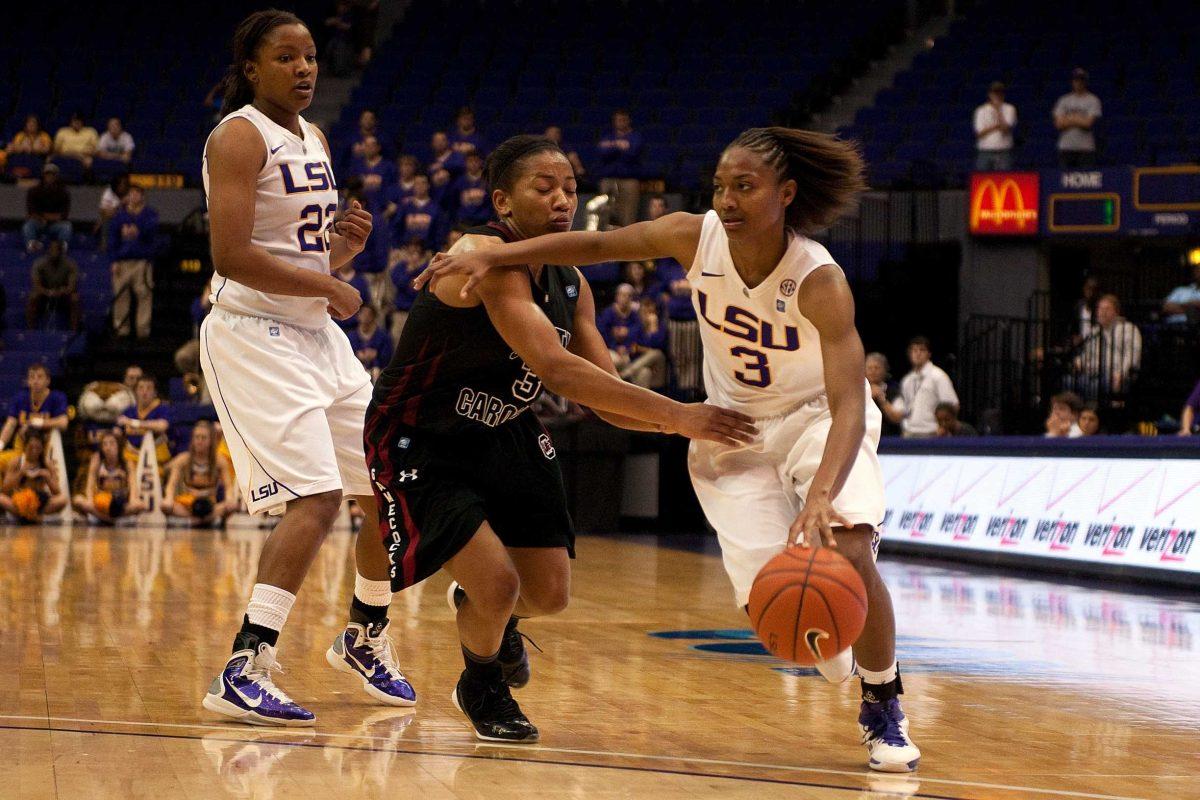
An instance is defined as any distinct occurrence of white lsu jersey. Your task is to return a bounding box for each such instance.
[201,104,339,329]
[688,209,837,417]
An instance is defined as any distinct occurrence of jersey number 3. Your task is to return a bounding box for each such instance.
[731,346,772,388]
[298,203,338,253]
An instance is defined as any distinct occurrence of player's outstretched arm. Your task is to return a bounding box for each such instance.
[416,212,704,298]
[474,269,757,447]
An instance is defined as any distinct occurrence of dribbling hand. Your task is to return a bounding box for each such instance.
[414,250,493,298]
[788,492,852,549]
[328,279,363,321]
[669,403,758,447]
[334,200,372,253]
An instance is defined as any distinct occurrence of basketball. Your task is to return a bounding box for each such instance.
[748,547,868,665]
[93,491,113,516]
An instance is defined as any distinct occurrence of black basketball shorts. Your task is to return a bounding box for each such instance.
[365,412,575,591]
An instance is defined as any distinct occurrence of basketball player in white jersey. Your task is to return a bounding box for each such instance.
[199,10,414,726]
[418,127,920,771]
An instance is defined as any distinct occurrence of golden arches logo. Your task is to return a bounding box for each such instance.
[971,177,1038,230]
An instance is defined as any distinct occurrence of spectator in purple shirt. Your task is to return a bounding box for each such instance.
[346,304,393,380]
[595,109,644,228]
[334,261,371,330]
[449,151,490,225]
[347,109,382,162]
[108,185,159,339]
[631,300,668,389]
[597,283,653,386]
[392,173,445,252]
[389,238,430,342]
[642,195,701,397]
[1178,379,1200,436]
[544,125,587,187]
[449,106,487,157]
[429,130,464,180]
[348,135,396,211]
[622,260,655,304]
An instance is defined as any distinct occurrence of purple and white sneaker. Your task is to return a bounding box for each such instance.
[859,698,921,772]
[326,621,417,706]
[202,643,315,727]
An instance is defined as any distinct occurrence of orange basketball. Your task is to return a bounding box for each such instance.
[11,487,42,522]
[748,547,868,665]
[93,491,113,516]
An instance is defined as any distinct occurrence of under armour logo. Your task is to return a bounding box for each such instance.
[396,469,419,482]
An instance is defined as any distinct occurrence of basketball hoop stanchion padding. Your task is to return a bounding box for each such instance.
[45,429,76,524]
[135,434,166,524]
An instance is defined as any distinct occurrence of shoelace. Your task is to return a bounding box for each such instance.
[501,627,543,659]
[479,681,524,721]
[365,633,407,680]
[866,702,909,748]
[247,653,298,705]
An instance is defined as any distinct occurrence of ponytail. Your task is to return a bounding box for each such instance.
[219,9,305,118]
[725,127,866,233]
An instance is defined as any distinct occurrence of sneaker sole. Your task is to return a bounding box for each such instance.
[868,756,920,773]
[450,689,539,743]
[325,645,418,707]
[446,581,461,614]
[202,692,315,727]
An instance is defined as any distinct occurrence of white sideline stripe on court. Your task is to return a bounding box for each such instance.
[0,714,1152,800]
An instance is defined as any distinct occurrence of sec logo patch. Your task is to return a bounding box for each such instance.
[779,279,797,297]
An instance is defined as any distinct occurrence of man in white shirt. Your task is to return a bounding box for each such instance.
[879,337,960,438]
[974,82,1017,171]
[1053,68,1102,169]
[97,117,135,164]
[1074,294,1141,396]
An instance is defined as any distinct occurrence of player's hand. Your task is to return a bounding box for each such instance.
[328,279,363,321]
[789,492,852,549]
[669,403,758,446]
[335,200,372,253]
[415,249,494,297]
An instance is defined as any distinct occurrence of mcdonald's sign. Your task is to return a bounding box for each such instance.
[969,172,1040,235]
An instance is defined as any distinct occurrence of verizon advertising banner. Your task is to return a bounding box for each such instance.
[879,454,1199,577]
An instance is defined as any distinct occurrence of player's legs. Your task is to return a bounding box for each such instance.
[508,547,570,618]
[833,526,896,674]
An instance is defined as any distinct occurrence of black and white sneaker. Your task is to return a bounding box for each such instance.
[446,580,537,689]
[451,671,539,743]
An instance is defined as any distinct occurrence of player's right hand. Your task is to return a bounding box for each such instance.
[328,279,363,321]
[415,250,493,298]
[670,403,758,446]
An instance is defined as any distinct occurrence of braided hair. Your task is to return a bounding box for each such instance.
[218,9,305,118]
[486,135,566,193]
[725,127,865,233]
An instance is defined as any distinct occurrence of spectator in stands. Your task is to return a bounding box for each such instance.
[348,135,395,210]
[866,352,901,437]
[97,172,131,244]
[386,154,419,211]
[1044,391,1084,438]
[1074,275,1100,342]
[885,336,960,438]
[96,117,135,164]
[23,163,72,253]
[334,262,370,329]
[349,109,381,161]
[622,260,655,303]
[118,375,171,468]
[450,151,491,225]
[346,304,392,380]
[389,238,429,342]
[6,114,53,178]
[630,300,668,390]
[351,0,380,67]
[595,109,644,228]
[1162,262,1200,326]
[53,112,99,170]
[1177,379,1200,436]
[1053,68,1102,168]
[26,239,80,332]
[164,421,235,527]
[429,130,464,179]
[123,364,144,397]
[543,125,587,185]
[1074,293,1141,395]
[0,363,70,471]
[973,82,1016,171]
[0,428,66,523]
[323,0,356,76]
[393,174,445,251]
[449,106,487,156]
[174,279,213,388]
[935,402,977,437]
[1079,403,1101,436]
[598,283,655,387]
[644,196,700,397]
[109,185,159,339]
[72,430,145,523]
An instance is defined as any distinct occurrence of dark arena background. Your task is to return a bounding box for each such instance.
[0,1,1196,798]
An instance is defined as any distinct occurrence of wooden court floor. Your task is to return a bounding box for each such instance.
[2,524,1196,800]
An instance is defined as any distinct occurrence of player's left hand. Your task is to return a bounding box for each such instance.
[788,492,851,549]
[335,200,372,253]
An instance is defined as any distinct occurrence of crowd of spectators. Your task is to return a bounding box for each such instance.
[5,112,137,183]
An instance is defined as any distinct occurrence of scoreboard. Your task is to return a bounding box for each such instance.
[970,166,1200,237]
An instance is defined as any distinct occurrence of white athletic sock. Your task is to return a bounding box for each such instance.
[858,661,898,685]
[354,573,393,610]
[245,583,297,633]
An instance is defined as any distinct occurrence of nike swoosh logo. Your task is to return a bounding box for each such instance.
[228,678,264,708]
[269,143,285,155]
[345,647,376,678]
[805,629,828,661]
[700,272,725,277]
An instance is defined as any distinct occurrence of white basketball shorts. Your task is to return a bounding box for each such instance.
[688,387,885,607]
[200,308,374,515]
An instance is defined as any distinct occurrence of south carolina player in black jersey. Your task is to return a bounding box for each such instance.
[419,128,922,771]
[365,135,755,742]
